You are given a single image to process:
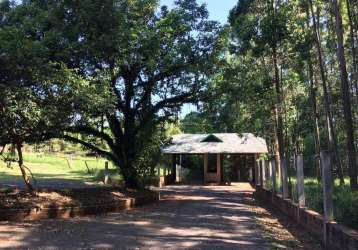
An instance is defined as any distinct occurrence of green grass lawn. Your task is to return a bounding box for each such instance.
[0,153,122,184]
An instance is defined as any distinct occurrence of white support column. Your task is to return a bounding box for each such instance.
[321,151,333,246]
[276,155,281,190]
[321,151,333,220]
[267,159,272,177]
[296,154,305,207]
[271,158,276,194]
[261,159,266,188]
[281,157,289,199]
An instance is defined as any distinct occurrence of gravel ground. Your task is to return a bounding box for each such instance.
[0,183,321,249]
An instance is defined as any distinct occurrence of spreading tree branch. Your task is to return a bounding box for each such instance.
[62,135,117,162]
[106,114,124,143]
[65,126,115,151]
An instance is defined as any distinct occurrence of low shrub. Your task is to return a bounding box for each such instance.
[332,185,358,229]
[303,178,358,230]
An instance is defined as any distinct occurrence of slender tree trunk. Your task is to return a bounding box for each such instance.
[308,0,345,185]
[308,61,322,180]
[273,45,286,188]
[332,0,357,189]
[346,0,358,108]
[15,143,33,192]
[305,5,322,180]
[272,47,285,160]
[270,0,288,196]
[273,110,282,189]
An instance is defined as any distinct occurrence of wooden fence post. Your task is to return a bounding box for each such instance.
[104,161,109,184]
[65,157,72,169]
[84,161,92,174]
[321,151,333,245]
[296,154,305,207]
[281,156,289,199]
[271,158,276,195]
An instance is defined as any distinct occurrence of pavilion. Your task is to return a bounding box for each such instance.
[161,133,268,184]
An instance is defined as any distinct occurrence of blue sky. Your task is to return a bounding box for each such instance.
[160,0,237,24]
[160,0,238,118]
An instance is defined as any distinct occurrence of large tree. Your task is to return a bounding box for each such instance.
[16,0,222,188]
[229,0,291,196]
[332,0,357,189]
[0,0,82,190]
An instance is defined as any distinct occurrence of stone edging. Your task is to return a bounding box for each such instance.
[0,191,159,221]
[254,186,358,250]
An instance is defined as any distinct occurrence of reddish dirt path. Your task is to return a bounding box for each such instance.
[0,184,320,249]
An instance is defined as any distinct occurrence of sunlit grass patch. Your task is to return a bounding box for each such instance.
[0,152,120,184]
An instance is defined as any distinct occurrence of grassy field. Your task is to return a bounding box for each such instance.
[0,153,121,186]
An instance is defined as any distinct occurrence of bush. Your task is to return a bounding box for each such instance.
[298,178,358,230]
[304,179,323,213]
[332,185,358,229]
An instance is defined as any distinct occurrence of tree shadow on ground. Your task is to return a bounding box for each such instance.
[252,198,323,250]
[1,185,272,249]
[0,170,98,190]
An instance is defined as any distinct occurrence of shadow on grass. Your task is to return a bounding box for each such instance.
[0,170,98,190]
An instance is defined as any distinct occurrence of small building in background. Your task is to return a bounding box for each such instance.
[161,133,268,184]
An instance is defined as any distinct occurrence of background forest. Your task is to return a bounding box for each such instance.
[182,0,358,186]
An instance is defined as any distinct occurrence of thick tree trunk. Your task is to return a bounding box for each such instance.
[332,0,357,189]
[120,158,140,189]
[122,171,140,189]
[308,0,345,185]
